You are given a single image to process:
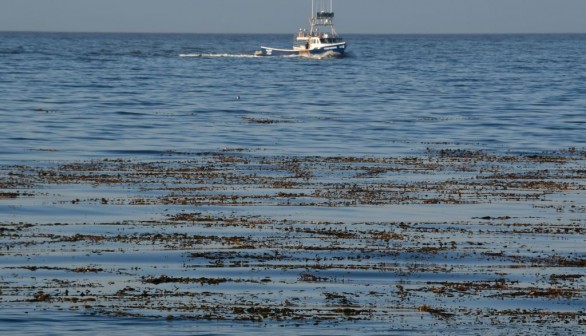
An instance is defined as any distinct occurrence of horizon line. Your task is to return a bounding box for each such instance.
[2,30,586,36]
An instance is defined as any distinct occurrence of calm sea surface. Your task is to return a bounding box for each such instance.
[1,33,585,162]
[1,33,585,335]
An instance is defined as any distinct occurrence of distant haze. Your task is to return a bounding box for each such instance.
[1,0,586,34]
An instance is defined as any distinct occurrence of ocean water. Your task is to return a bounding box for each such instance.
[1,33,586,335]
[1,32,585,162]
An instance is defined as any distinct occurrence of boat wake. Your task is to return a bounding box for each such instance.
[304,51,344,59]
[178,51,342,60]
[179,53,258,58]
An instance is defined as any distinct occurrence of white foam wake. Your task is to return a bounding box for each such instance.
[178,50,342,59]
[178,53,258,58]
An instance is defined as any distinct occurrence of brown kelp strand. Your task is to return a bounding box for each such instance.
[0,149,585,330]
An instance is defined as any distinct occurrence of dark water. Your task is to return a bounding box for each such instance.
[0,306,403,336]
[1,32,585,163]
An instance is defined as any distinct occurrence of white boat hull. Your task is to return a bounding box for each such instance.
[257,0,346,58]
[258,42,346,57]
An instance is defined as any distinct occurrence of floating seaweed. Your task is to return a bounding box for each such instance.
[0,149,584,331]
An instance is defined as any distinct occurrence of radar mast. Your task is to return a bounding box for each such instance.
[310,0,339,37]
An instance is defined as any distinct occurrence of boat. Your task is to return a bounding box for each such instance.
[256,0,346,57]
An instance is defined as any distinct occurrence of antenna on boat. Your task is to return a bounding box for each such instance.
[258,0,346,57]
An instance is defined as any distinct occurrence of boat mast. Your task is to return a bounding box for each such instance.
[310,0,338,37]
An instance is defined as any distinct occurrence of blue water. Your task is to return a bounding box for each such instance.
[0,306,396,336]
[1,32,585,163]
[1,33,586,336]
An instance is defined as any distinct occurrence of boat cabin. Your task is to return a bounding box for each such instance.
[258,0,346,57]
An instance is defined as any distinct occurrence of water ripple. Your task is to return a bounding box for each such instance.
[1,32,585,161]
